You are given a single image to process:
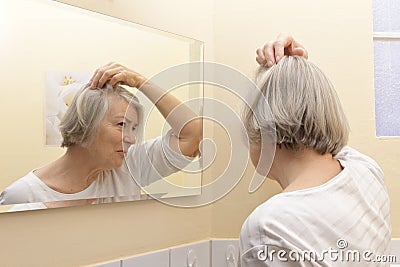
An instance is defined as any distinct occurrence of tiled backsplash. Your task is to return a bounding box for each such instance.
[169,240,211,267]
[123,248,170,267]
[91,238,400,267]
[90,239,239,267]
[392,238,400,265]
[211,239,239,267]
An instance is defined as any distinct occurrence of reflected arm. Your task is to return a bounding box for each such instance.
[90,62,201,157]
[138,80,202,157]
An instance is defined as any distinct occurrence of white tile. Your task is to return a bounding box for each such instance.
[90,260,121,267]
[170,240,211,267]
[122,249,169,267]
[391,238,400,264]
[211,239,239,267]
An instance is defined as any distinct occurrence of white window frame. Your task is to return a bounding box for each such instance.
[373,32,400,40]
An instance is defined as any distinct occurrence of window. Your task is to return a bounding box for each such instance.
[373,0,400,136]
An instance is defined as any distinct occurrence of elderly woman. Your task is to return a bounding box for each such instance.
[240,35,391,266]
[0,63,201,206]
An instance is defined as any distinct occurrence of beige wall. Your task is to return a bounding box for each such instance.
[1,0,398,266]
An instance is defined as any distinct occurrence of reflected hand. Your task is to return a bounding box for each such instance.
[256,32,308,67]
[90,62,147,89]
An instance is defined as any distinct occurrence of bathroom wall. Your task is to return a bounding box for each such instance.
[0,0,398,266]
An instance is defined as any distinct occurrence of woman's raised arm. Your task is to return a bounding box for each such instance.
[90,62,201,157]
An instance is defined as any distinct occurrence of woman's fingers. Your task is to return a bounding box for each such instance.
[273,32,295,63]
[90,62,126,88]
[90,62,147,90]
[256,41,277,68]
[256,47,267,65]
[291,46,308,59]
[97,67,124,88]
[256,33,308,67]
[257,37,290,68]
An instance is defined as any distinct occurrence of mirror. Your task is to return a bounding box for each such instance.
[0,0,203,211]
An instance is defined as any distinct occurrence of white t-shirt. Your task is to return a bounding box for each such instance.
[239,146,392,267]
[0,131,192,206]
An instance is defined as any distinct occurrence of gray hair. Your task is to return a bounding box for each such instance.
[60,82,143,148]
[243,56,349,156]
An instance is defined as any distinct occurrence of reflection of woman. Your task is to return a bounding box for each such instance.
[240,34,391,266]
[0,63,201,205]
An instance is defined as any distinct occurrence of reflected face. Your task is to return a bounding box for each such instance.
[88,96,138,170]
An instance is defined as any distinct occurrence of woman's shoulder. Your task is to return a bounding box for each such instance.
[4,171,40,191]
[335,146,380,166]
[0,172,40,205]
[241,193,300,235]
[335,146,384,182]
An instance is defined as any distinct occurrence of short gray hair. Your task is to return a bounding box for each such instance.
[60,82,143,148]
[243,56,349,156]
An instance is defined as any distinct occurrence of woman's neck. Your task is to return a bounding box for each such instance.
[34,145,103,194]
[269,146,343,192]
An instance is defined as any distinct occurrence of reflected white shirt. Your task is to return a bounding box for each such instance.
[0,130,192,205]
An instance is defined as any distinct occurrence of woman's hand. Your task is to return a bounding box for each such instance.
[256,32,308,67]
[90,62,147,89]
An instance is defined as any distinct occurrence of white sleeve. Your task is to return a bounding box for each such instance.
[335,146,384,182]
[125,129,194,187]
[0,179,32,205]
